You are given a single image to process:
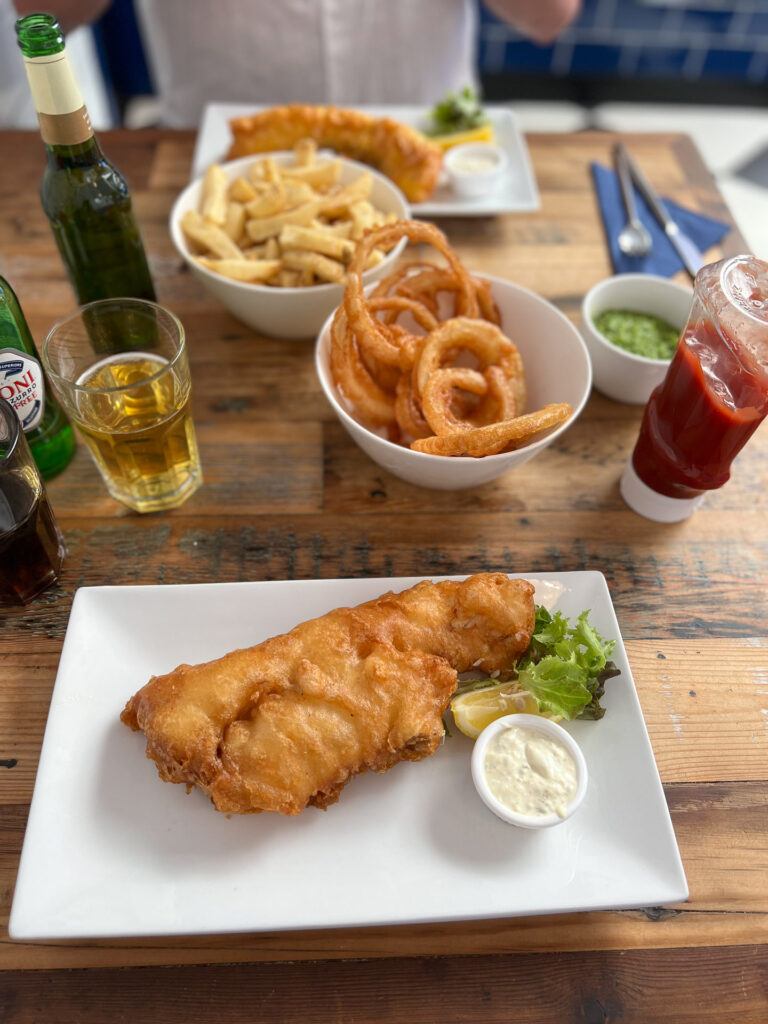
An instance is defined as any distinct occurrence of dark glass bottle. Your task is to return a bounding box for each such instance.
[15,13,156,309]
[0,275,75,479]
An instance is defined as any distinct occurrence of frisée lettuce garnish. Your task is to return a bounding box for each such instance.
[452,605,619,725]
[516,606,618,721]
[427,86,489,135]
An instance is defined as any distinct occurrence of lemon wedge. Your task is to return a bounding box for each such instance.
[428,123,495,151]
[450,682,561,739]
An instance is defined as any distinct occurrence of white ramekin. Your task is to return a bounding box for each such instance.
[471,713,588,829]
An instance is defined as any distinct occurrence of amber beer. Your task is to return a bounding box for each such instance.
[42,299,202,514]
[74,353,200,513]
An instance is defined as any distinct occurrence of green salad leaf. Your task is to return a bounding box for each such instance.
[516,606,619,721]
[427,86,488,135]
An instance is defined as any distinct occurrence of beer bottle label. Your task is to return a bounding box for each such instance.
[22,53,93,147]
[0,349,46,432]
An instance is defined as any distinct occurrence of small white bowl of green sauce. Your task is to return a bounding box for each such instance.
[581,274,693,404]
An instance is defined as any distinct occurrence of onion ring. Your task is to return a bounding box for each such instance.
[473,365,518,426]
[497,346,527,414]
[392,267,500,324]
[414,317,517,397]
[358,345,400,395]
[345,221,478,369]
[371,260,440,302]
[420,367,489,436]
[394,372,432,440]
[393,267,476,319]
[368,295,439,333]
[410,403,572,457]
[329,220,571,459]
[329,304,396,427]
[472,276,502,326]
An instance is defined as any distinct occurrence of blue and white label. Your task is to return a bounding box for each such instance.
[0,348,45,432]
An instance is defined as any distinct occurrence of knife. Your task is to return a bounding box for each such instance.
[616,143,705,280]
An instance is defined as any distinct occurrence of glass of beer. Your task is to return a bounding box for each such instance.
[0,395,67,603]
[42,299,202,513]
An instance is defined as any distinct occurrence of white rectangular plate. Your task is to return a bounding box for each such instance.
[192,103,540,217]
[10,572,687,940]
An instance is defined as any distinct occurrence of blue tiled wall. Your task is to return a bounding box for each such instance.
[478,0,768,83]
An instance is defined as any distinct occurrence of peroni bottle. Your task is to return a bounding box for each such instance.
[0,275,75,479]
[15,14,156,309]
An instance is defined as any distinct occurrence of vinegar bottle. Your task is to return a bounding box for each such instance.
[15,13,157,307]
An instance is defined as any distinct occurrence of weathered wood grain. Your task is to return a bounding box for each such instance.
[2,946,768,1023]
[3,504,766,643]
[2,906,767,971]
[35,421,325,516]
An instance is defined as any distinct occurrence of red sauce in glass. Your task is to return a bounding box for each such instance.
[632,320,768,499]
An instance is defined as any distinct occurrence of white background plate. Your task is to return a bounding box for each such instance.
[192,103,541,216]
[10,572,687,940]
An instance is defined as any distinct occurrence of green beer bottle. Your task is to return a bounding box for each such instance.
[0,275,75,479]
[15,13,156,308]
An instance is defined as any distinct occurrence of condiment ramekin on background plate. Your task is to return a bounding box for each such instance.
[471,714,589,829]
[443,142,508,199]
[581,274,693,404]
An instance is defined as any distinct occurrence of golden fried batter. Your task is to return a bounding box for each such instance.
[227,104,443,203]
[121,573,535,815]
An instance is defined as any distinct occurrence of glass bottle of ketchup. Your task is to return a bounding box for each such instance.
[621,255,768,522]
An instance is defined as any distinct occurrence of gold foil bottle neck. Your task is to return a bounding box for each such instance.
[37,106,93,147]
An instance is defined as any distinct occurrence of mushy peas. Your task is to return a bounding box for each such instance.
[594,309,680,360]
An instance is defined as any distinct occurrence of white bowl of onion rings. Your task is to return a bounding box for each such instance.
[170,152,410,339]
[315,258,592,489]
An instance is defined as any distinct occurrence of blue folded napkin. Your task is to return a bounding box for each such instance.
[591,162,731,277]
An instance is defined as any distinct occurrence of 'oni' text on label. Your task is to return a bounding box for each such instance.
[0,349,45,432]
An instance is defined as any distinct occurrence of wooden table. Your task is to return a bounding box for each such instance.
[1,129,766,1022]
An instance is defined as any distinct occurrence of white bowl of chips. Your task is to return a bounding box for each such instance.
[315,272,592,490]
[170,151,410,339]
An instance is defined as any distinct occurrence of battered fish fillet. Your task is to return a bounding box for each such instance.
[121,573,535,816]
[227,104,443,203]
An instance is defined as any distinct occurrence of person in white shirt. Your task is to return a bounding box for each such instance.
[8,0,581,127]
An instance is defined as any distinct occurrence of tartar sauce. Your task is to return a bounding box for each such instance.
[483,724,578,818]
[450,150,500,176]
